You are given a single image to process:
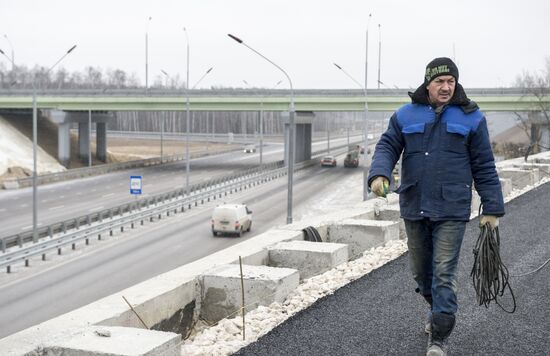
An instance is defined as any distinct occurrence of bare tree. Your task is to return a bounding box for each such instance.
[514,57,550,154]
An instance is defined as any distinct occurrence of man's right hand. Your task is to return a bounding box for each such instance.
[370,176,389,197]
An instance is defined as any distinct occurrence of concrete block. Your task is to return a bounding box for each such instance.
[268,240,349,280]
[200,264,299,323]
[498,168,538,190]
[360,203,406,240]
[500,178,512,198]
[327,219,400,259]
[516,163,550,178]
[43,326,181,356]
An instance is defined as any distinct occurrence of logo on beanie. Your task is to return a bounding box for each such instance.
[425,65,450,82]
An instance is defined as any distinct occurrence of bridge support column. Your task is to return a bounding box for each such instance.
[78,121,91,164]
[284,111,314,165]
[96,122,107,162]
[57,122,71,167]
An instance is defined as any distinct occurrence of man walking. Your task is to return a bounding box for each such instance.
[367,57,505,355]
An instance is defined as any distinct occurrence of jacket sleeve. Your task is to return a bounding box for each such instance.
[367,112,404,187]
[469,117,505,216]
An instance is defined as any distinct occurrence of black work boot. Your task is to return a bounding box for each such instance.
[423,295,433,334]
[426,312,455,356]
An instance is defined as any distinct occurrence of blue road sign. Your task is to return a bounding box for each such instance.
[130,175,142,195]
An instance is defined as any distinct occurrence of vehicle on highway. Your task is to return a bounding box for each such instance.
[243,144,256,153]
[211,204,252,237]
[320,156,337,167]
[359,146,371,154]
[344,150,359,168]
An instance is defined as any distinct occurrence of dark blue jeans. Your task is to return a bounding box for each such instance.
[404,219,466,315]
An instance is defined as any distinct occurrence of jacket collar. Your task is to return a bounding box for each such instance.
[407,83,478,114]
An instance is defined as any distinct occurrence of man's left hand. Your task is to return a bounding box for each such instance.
[480,215,499,229]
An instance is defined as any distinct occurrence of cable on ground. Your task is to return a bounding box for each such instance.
[302,226,322,242]
[470,208,516,313]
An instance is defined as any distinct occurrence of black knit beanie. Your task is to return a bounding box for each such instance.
[424,57,459,85]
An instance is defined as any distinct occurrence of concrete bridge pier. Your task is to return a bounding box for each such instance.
[284,111,314,165]
[57,122,71,167]
[48,110,114,167]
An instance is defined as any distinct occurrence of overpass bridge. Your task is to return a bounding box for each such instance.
[0,88,547,112]
[0,88,547,167]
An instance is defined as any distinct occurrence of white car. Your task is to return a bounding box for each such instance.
[320,156,337,167]
[211,204,252,237]
[243,144,256,153]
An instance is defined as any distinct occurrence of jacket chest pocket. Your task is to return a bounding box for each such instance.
[445,123,470,153]
[402,123,425,154]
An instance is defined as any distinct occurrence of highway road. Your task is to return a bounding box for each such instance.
[0,136,367,338]
[0,136,362,238]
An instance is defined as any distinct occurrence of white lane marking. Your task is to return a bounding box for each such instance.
[102,193,115,198]
[49,205,65,211]
[89,206,104,212]
[21,223,42,230]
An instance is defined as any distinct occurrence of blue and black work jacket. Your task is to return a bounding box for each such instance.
[368,85,505,221]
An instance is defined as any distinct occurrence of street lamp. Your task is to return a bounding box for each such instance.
[242,79,282,165]
[377,23,382,90]
[191,67,213,89]
[3,34,14,70]
[228,33,296,224]
[334,60,370,201]
[184,27,191,195]
[2,45,77,242]
[145,16,152,95]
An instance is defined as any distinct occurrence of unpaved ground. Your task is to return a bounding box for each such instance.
[105,137,238,161]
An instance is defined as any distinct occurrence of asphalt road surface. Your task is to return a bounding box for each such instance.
[236,181,550,356]
[0,136,360,238]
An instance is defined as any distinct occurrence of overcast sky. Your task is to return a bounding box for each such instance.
[1,0,548,89]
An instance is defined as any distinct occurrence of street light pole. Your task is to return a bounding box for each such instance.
[145,16,152,95]
[3,34,14,70]
[334,60,370,201]
[377,23,381,90]
[228,34,296,224]
[365,15,372,201]
[184,27,191,195]
[2,45,77,242]
[242,79,282,166]
[191,67,213,89]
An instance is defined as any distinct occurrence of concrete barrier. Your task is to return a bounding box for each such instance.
[268,240,349,280]
[498,168,539,190]
[41,326,180,356]
[327,219,400,259]
[200,264,300,322]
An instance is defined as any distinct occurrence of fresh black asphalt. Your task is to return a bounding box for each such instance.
[235,181,550,356]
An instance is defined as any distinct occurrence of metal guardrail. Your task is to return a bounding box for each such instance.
[9,146,240,189]
[0,156,331,272]
[0,160,283,251]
